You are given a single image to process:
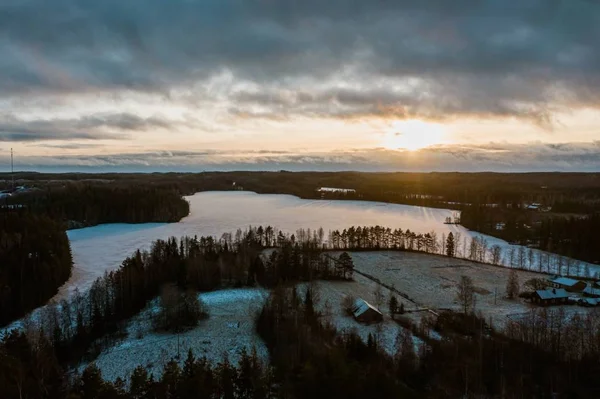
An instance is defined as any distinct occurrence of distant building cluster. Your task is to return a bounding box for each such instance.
[524,202,552,212]
[529,276,600,307]
[317,187,356,194]
[0,185,29,198]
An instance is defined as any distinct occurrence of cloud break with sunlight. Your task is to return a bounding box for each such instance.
[0,0,599,172]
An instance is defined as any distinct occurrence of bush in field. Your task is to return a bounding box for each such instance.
[506,269,520,299]
[523,278,548,292]
[153,284,208,332]
[456,276,476,314]
[389,295,399,317]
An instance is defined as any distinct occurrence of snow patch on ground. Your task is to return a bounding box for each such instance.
[84,288,269,382]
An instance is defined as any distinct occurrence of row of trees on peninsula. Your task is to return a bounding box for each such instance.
[9,184,190,227]
[325,226,593,278]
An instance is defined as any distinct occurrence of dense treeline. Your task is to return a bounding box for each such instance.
[0,330,274,399]
[537,214,600,263]
[0,183,189,327]
[0,210,72,327]
[461,206,600,264]
[327,225,595,277]
[8,184,190,227]
[4,171,600,213]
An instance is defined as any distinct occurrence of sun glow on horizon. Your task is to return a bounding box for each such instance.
[382,120,447,151]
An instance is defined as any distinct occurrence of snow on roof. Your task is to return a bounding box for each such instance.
[549,277,582,287]
[579,298,599,306]
[583,285,600,296]
[352,298,382,318]
[535,288,568,300]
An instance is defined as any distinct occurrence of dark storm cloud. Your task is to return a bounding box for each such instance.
[1,0,599,122]
[0,113,171,142]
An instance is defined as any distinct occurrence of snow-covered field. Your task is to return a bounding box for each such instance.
[85,288,269,382]
[345,251,593,328]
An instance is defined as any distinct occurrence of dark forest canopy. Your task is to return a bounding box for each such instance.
[461,206,600,264]
[0,211,72,327]
[0,184,189,327]
[2,171,600,212]
[4,184,190,227]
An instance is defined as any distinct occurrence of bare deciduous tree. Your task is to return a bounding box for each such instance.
[506,269,520,299]
[373,284,384,310]
[456,275,476,314]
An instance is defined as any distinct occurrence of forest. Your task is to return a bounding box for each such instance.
[461,206,600,264]
[0,226,353,398]
[0,182,189,327]
[5,184,190,227]
[5,274,600,397]
[3,224,600,397]
[0,210,72,327]
[2,227,346,367]
[3,171,600,213]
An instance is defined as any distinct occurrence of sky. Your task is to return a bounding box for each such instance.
[1,0,599,172]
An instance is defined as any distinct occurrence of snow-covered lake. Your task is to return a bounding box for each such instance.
[62,191,597,302]
[3,190,597,337]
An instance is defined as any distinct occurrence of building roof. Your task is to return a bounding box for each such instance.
[352,298,382,318]
[535,288,568,300]
[580,298,599,306]
[583,285,600,296]
[549,277,582,288]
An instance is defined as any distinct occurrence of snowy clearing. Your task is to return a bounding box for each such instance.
[84,288,269,382]
[298,275,425,356]
[344,251,595,328]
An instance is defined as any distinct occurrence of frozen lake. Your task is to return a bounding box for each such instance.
[65,191,472,299]
[4,190,597,334]
[63,191,599,301]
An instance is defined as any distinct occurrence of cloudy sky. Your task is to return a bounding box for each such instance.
[1,0,599,172]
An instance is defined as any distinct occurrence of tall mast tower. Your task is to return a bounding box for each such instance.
[11,148,14,191]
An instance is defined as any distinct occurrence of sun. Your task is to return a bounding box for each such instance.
[382,120,446,151]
